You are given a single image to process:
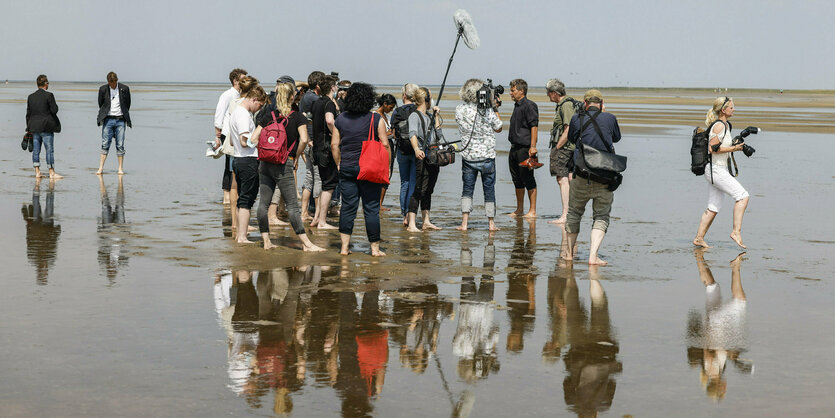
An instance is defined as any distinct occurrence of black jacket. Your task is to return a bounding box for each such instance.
[26,88,61,134]
[97,83,132,127]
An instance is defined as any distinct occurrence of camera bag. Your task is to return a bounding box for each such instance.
[574,111,627,191]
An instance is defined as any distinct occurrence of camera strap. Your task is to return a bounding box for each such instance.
[459,106,485,153]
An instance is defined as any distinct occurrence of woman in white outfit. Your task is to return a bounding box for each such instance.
[693,97,749,249]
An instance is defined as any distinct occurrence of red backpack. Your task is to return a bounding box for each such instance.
[257,110,293,164]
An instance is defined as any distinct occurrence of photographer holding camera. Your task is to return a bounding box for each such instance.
[693,97,751,249]
[455,78,503,232]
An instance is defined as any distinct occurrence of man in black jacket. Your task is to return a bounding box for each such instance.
[96,72,132,175]
[26,74,63,179]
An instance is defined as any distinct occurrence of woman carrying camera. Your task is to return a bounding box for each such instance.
[454,78,503,232]
[693,97,749,249]
[406,87,445,233]
[332,82,390,256]
[251,82,325,252]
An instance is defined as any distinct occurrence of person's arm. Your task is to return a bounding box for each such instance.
[98,86,105,108]
[528,103,539,156]
[247,126,261,148]
[555,106,574,148]
[708,123,742,154]
[123,85,131,111]
[408,113,425,159]
[26,99,31,127]
[378,117,391,161]
[213,92,228,137]
[49,92,58,115]
[331,127,341,168]
[296,123,309,170]
[325,102,337,134]
[493,110,503,133]
[529,126,539,156]
[612,117,622,143]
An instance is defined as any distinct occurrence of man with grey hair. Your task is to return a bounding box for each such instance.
[455,78,503,231]
[546,78,577,224]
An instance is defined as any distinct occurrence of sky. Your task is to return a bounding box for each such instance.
[1,0,832,89]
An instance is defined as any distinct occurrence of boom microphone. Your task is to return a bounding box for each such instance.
[453,9,480,50]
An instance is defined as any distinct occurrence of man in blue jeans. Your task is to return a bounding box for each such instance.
[454,78,503,231]
[26,74,63,179]
[96,72,132,175]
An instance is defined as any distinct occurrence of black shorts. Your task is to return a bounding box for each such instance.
[549,146,574,177]
[508,145,537,190]
[318,159,339,191]
[233,157,260,209]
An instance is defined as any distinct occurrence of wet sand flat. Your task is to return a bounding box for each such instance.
[1,82,834,417]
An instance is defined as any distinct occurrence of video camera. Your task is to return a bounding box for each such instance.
[476,79,504,111]
[731,126,760,157]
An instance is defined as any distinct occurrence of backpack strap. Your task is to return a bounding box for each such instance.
[416,111,428,150]
[579,109,614,153]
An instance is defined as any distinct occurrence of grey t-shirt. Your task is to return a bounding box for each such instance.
[408,110,445,151]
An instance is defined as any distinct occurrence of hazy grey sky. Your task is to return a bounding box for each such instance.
[2,0,831,89]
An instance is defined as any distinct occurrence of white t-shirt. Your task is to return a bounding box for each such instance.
[230,105,257,158]
[214,87,239,130]
[709,122,733,167]
[108,87,122,117]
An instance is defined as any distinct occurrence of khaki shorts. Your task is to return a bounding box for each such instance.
[550,146,574,177]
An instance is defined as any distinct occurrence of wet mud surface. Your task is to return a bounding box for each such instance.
[1,83,834,416]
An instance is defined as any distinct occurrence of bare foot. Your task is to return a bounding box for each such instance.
[422,223,442,231]
[316,223,338,230]
[270,218,289,226]
[247,225,258,233]
[489,224,500,232]
[303,243,327,252]
[522,211,537,218]
[693,237,711,248]
[406,225,421,233]
[507,211,523,218]
[403,217,409,227]
[560,252,574,262]
[456,224,468,231]
[730,252,747,265]
[301,214,313,222]
[588,257,608,266]
[95,170,103,175]
[730,232,746,249]
[263,241,277,250]
[117,170,125,175]
[548,217,565,225]
[381,206,391,212]
[371,249,387,257]
[340,249,352,256]
[237,238,255,244]
[49,173,64,179]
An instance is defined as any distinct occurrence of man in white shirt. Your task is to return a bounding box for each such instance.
[213,68,248,203]
[96,72,132,175]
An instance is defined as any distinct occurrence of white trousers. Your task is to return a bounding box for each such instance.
[705,163,749,212]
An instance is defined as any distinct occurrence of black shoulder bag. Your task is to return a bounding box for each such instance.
[419,112,455,167]
[574,110,627,191]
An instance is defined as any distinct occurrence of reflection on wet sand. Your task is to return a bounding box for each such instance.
[506,220,537,353]
[545,262,622,417]
[687,250,753,401]
[22,178,61,285]
[98,175,129,283]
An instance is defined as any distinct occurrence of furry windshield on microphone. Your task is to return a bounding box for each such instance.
[454,9,480,50]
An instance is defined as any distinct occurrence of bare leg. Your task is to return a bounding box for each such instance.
[300,189,312,221]
[339,232,352,255]
[269,203,289,226]
[34,167,42,178]
[236,208,254,243]
[457,212,469,231]
[406,212,420,232]
[312,190,337,229]
[588,266,606,306]
[117,155,124,175]
[48,168,63,179]
[96,154,107,175]
[507,188,525,217]
[422,210,441,230]
[730,197,748,249]
[549,176,570,224]
[523,188,537,218]
[488,217,499,231]
[730,252,747,300]
[694,209,717,248]
[261,232,276,250]
[693,248,716,286]
[230,172,239,230]
[370,241,386,257]
[380,188,390,211]
[563,232,578,261]
[588,228,607,265]
[299,233,326,252]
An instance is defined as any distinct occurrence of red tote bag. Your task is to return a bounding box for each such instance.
[357,113,390,185]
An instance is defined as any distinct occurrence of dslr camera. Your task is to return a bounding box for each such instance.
[731,126,760,157]
[476,79,504,111]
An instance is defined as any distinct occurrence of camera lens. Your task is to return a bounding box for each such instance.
[742,144,755,157]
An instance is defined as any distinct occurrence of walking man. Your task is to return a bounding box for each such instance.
[546,79,576,224]
[26,74,63,179]
[96,72,131,175]
[506,78,539,218]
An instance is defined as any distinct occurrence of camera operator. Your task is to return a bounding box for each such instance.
[545,79,576,225]
[507,79,539,218]
[693,97,749,249]
[454,78,503,232]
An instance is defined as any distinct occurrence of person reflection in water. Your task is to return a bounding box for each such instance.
[557,265,622,417]
[22,177,61,285]
[687,250,752,401]
[391,284,453,374]
[98,175,129,283]
[506,219,537,352]
[453,239,500,382]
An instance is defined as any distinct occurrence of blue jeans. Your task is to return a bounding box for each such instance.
[461,158,497,218]
[32,133,55,168]
[101,117,126,156]
[396,150,417,216]
[338,166,382,243]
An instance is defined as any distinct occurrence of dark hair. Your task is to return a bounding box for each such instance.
[377,93,397,107]
[307,71,325,90]
[510,78,528,95]
[36,74,49,87]
[106,72,118,83]
[229,68,248,85]
[344,82,376,113]
[318,75,337,97]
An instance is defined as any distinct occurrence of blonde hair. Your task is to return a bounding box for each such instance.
[402,83,419,101]
[414,87,428,106]
[705,96,732,126]
[274,83,294,116]
[244,85,267,103]
[239,75,259,96]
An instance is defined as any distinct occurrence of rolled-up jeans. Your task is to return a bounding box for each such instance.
[397,149,417,216]
[565,177,614,234]
[32,133,56,168]
[338,165,382,243]
[461,158,497,218]
[257,159,305,235]
[101,117,126,156]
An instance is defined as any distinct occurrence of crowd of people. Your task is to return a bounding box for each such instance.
[205,68,751,263]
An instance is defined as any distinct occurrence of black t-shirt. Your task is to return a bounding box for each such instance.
[335,112,380,171]
[311,96,338,152]
[509,97,539,147]
[255,110,307,159]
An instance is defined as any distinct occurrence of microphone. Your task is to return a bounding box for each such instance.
[453,9,480,50]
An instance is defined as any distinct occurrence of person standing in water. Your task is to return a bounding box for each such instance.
[26,75,63,179]
[96,72,132,175]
